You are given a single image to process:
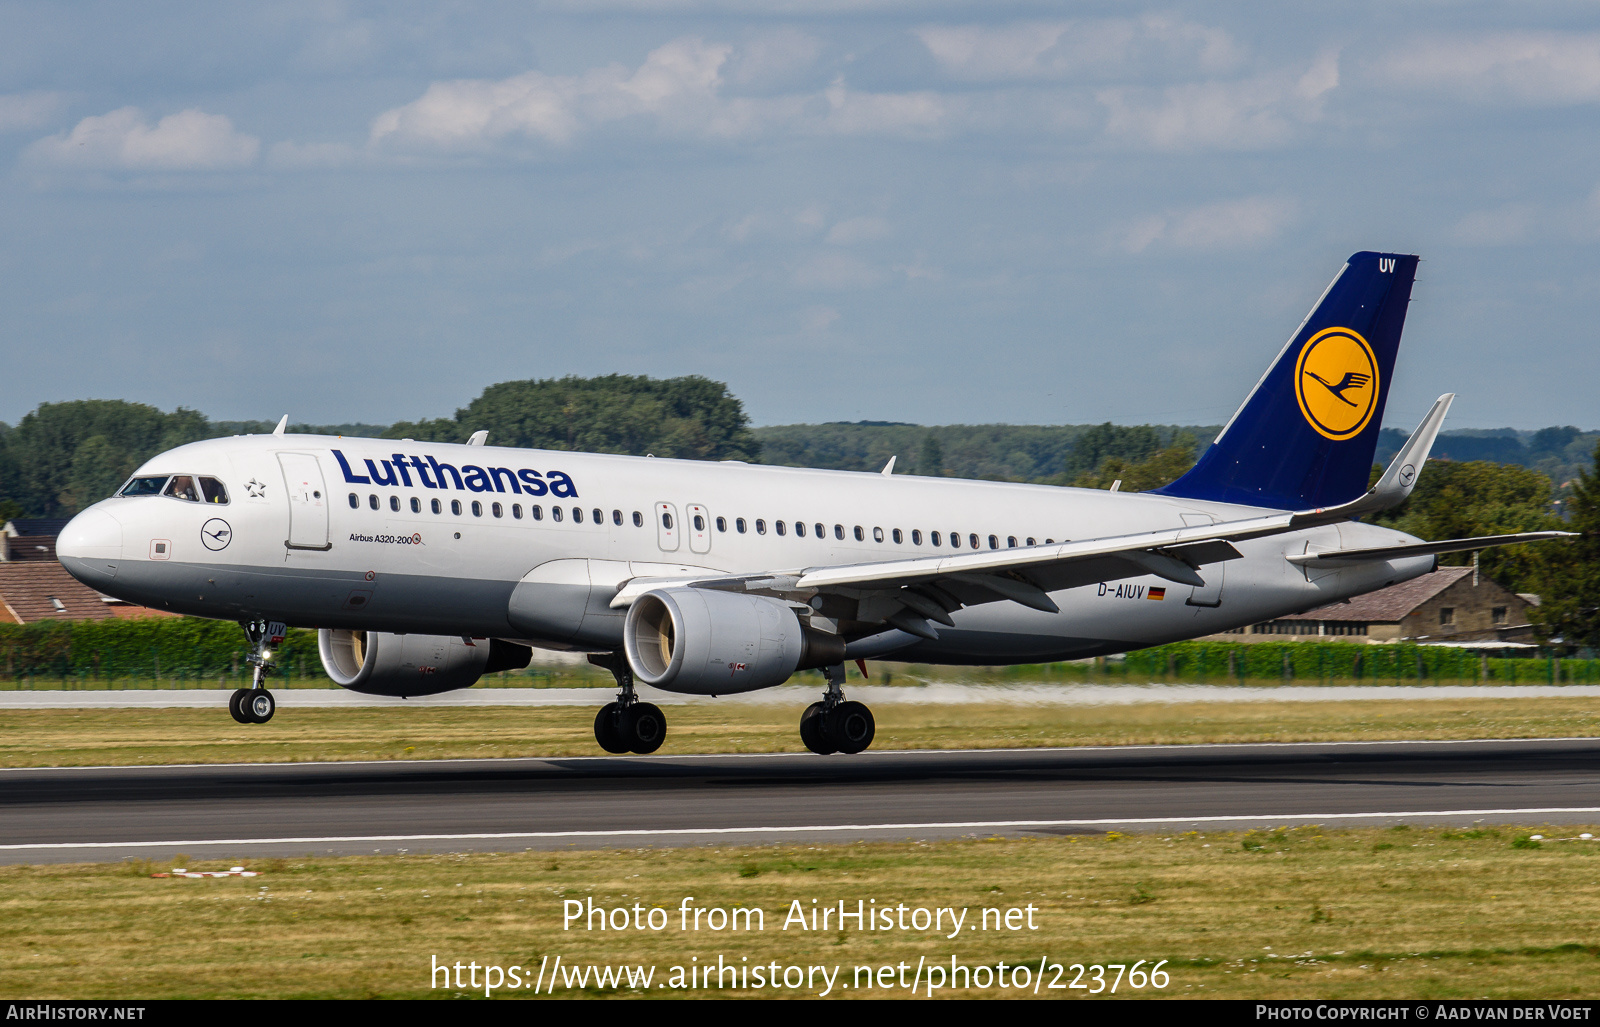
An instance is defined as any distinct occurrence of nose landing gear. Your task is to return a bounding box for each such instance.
[589,653,666,754]
[800,663,875,755]
[230,619,284,724]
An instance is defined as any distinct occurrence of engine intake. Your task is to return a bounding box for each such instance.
[318,629,531,697]
[623,588,844,695]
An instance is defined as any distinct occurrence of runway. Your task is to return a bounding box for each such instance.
[4,738,1600,863]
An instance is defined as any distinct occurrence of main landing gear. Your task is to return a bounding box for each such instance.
[229,619,282,725]
[799,663,875,755]
[589,653,666,755]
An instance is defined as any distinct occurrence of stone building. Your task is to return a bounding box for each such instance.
[1207,566,1537,644]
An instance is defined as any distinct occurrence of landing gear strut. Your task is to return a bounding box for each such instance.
[230,619,282,725]
[800,663,875,755]
[589,653,666,755]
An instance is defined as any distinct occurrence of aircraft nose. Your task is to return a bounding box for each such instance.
[57,505,123,588]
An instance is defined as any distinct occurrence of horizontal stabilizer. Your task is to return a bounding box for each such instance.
[1286,531,1576,564]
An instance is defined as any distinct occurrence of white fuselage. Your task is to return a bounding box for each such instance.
[57,434,1434,668]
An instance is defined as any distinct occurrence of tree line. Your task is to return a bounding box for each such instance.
[0,375,1593,646]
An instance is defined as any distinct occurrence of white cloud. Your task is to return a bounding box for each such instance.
[793,251,882,289]
[826,216,891,245]
[1379,33,1600,104]
[1453,204,1536,246]
[370,36,942,152]
[1120,195,1298,253]
[1098,52,1338,150]
[0,92,67,133]
[916,15,1241,82]
[24,107,259,171]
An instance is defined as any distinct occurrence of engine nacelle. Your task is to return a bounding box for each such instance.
[318,629,532,697]
[623,588,844,695]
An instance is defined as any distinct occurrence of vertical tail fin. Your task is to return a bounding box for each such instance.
[1153,251,1419,510]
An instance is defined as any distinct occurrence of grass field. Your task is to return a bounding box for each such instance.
[3,826,1598,999]
[2,697,1599,767]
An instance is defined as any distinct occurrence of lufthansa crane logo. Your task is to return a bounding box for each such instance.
[200,518,232,551]
[1295,327,1380,441]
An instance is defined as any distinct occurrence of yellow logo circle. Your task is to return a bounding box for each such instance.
[1294,327,1379,441]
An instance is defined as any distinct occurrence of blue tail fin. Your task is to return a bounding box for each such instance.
[1152,251,1418,511]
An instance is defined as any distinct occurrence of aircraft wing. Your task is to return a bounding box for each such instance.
[605,394,1574,640]
[1286,531,1576,564]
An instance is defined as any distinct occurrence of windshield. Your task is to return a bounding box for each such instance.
[119,476,168,498]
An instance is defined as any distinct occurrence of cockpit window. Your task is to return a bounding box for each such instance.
[164,475,200,502]
[119,476,169,498]
[199,477,228,504]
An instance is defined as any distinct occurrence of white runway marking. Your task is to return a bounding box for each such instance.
[8,807,1600,851]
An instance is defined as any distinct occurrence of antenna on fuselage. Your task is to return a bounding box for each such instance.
[272,415,288,436]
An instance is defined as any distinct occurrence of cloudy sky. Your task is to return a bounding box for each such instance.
[1,1,1597,432]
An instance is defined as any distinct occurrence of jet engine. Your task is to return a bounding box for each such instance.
[623,587,844,695]
[318,629,532,697]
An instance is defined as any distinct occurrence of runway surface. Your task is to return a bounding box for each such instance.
[5,683,1599,708]
[3,738,1600,863]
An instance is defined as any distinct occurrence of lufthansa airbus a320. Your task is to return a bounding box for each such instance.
[56,252,1571,755]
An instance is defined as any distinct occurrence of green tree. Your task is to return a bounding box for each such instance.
[1070,432,1199,492]
[5,401,211,516]
[1531,443,1600,646]
[917,433,944,476]
[58,435,141,512]
[384,375,759,461]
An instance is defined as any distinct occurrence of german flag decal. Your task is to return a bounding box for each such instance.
[1148,587,1167,600]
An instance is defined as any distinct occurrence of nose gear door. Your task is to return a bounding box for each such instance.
[279,453,331,551]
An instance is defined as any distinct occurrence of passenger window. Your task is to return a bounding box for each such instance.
[513,504,523,519]
[553,506,564,522]
[816,523,825,539]
[660,512,671,529]
[835,524,845,540]
[1006,536,1016,548]
[987,534,997,550]
[632,511,643,527]
[471,501,483,517]
[492,502,503,518]
[386,496,397,512]
[593,508,602,524]
[911,530,922,545]
[931,531,941,547]
[693,514,705,531]
[432,498,442,514]
[756,519,767,535]
[120,476,169,498]
[410,497,421,514]
[348,493,359,509]
[199,477,228,503]
[948,533,959,549]
[613,510,623,526]
[1026,537,1035,546]
[736,518,747,533]
[892,528,902,544]
[716,516,727,532]
[451,500,462,515]
[369,495,379,510]
[165,476,200,502]
[795,522,806,537]
[1045,538,1054,544]
[574,507,584,524]
[776,521,786,536]
[532,505,543,520]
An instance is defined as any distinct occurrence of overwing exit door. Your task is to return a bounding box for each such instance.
[279,453,331,551]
